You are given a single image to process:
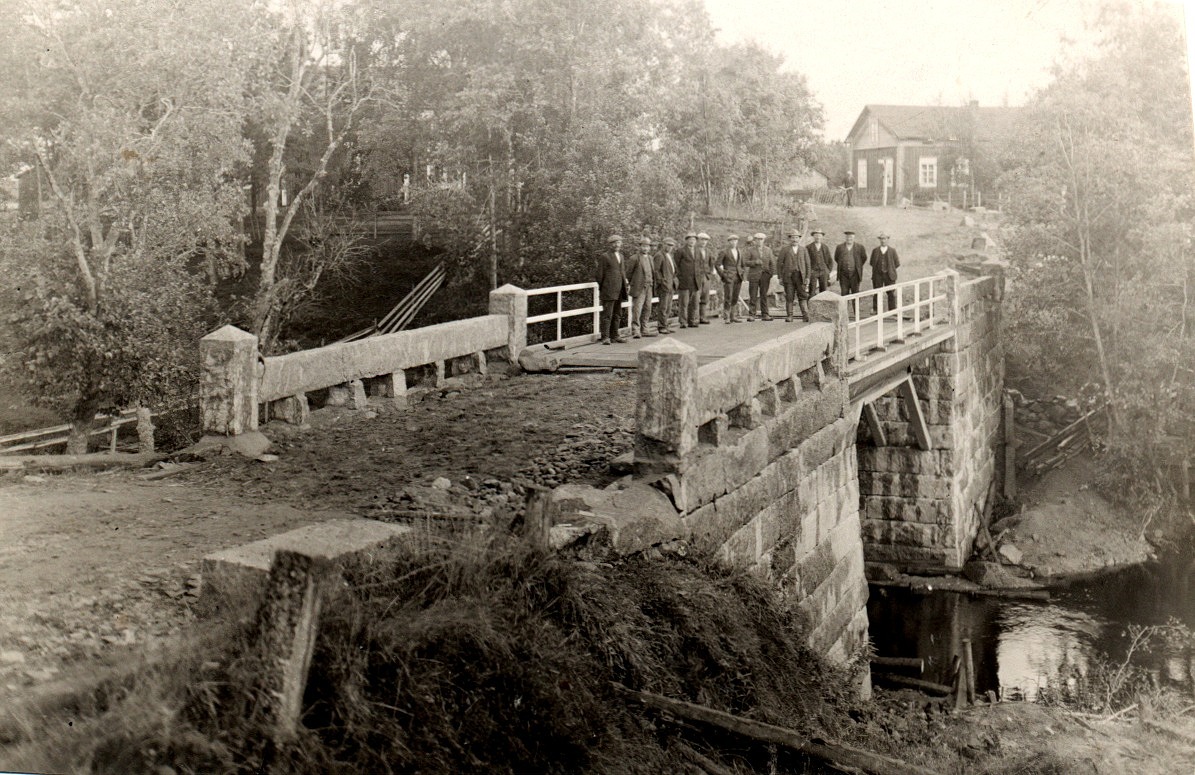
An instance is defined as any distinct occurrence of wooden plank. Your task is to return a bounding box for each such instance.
[614,684,943,775]
[863,403,887,447]
[897,375,931,451]
[1002,393,1017,499]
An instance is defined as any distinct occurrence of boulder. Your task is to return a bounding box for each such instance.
[548,481,685,556]
[190,431,272,459]
[997,542,1024,565]
[963,560,1015,586]
[518,348,564,373]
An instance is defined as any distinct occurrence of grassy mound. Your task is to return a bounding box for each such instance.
[41,534,860,774]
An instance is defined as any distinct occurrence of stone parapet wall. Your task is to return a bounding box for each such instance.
[200,286,529,436]
[634,313,870,671]
[858,268,1005,569]
[259,315,509,402]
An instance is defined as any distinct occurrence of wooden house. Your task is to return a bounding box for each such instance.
[846,102,1021,206]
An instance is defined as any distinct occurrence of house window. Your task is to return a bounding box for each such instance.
[857,158,867,189]
[919,157,938,188]
[869,118,879,144]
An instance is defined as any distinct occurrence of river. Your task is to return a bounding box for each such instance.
[867,560,1195,701]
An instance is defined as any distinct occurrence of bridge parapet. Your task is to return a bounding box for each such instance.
[634,325,869,672]
[199,286,529,437]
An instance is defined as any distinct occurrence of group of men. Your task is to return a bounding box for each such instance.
[594,228,900,345]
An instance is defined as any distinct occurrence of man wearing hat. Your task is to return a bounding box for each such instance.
[627,236,656,338]
[777,229,811,322]
[696,232,715,324]
[716,234,745,323]
[870,232,901,314]
[805,228,832,299]
[834,230,868,297]
[675,232,701,328]
[748,232,775,320]
[653,237,678,334]
[595,234,629,345]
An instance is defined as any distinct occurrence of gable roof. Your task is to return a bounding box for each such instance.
[847,104,1023,144]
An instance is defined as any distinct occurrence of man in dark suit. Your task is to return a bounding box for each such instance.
[653,237,678,334]
[675,232,700,328]
[627,236,656,338]
[834,230,868,297]
[805,228,832,299]
[716,234,745,323]
[777,229,810,322]
[870,232,901,314]
[595,233,629,345]
[696,232,715,324]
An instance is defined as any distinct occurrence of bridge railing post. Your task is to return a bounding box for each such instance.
[488,284,528,364]
[808,291,849,376]
[940,270,961,328]
[634,338,698,476]
[200,325,260,436]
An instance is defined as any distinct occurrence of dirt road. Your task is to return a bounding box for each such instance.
[0,370,637,702]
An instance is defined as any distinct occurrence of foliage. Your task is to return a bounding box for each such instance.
[0,0,253,447]
[998,2,1195,505]
[22,535,859,774]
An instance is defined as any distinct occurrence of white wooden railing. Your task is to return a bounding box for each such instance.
[842,274,949,362]
[526,281,718,346]
[0,409,138,455]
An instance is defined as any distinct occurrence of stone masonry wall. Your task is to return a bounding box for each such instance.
[635,304,870,668]
[857,266,1005,569]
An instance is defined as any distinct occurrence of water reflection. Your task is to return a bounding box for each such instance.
[867,564,1195,701]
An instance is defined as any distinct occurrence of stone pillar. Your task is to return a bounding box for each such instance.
[488,284,528,363]
[272,394,310,425]
[809,291,848,377]
[200,325,259,436]
[135,406,154,453]
[634,338,698,474]
[248,550,337,746]
[373,371,407,409]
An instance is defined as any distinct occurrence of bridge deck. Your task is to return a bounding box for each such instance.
[558,319,812,368]
[557,316,953,376]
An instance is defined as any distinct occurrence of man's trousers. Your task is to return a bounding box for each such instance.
[600,298,623,340]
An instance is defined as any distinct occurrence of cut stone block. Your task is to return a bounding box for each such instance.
[200,518,411,619]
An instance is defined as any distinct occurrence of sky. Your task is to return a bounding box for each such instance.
[701,0,1195,141]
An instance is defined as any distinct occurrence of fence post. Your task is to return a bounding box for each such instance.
[200,325,260,436]
[488,284,528,364]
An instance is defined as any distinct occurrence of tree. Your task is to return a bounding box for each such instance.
[0,0,254,451]
[999,2,1195,505]
[247,0,378,351]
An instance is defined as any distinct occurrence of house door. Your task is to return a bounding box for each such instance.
[881,158,894,206]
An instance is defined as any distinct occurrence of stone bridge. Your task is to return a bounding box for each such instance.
[199,264,1006,681]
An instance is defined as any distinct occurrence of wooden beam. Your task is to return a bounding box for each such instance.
[897,376,931,451]
[862,403,887,447]
[614,684,943,775]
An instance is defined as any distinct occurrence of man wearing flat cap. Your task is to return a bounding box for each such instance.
[696,232,715,324]
[870,232,900,314]
[595,234,629,345]
[777,229,811,322]
[749,232,775,320]
[717,234,745,323]
[653,237,678,334]
[805,228,832,299]
[627,236,656,338]
[834,230,868,298]
[676,232,701,328]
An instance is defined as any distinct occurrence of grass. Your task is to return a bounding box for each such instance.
[5,532,863,774]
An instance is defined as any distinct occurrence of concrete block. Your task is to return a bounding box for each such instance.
[767,381,847,458]
[680,424,770,512]
[858,471,952,499]
[200,518,411,619]
[860,494,951,524]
